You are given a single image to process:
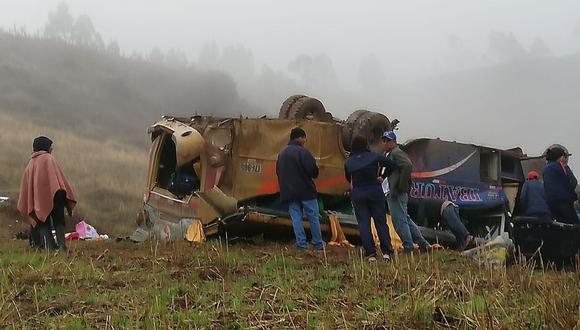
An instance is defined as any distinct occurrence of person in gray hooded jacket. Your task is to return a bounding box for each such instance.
[381,131,430,253]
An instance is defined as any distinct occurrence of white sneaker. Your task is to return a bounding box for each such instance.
[367,256,377,262]
[382,254,391,261]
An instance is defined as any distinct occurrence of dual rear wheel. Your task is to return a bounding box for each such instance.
[279,95,393,152]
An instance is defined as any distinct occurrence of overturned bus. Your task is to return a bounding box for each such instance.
[404,138,525,241]
[138,95,388,242]
[137,95,575,254]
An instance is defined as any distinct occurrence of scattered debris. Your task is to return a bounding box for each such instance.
[63,220,110,241]
[15,231,29,240]
[463,233,514,268]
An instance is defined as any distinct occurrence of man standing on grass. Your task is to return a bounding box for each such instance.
[276,127,325,251]
[382,131,430,253]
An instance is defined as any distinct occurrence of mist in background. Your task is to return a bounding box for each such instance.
[1,0,580,171]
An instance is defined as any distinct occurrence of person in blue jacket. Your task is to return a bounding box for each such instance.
[276,127,325,251]
[519,171,551,219]
[345,135,398,261]
[543,147,579,224]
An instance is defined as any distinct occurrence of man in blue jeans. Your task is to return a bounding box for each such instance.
[408,198,474,251]
[276,128,325,250]
[381,131,430,253]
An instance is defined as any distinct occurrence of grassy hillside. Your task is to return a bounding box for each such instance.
[0,32,258,237]
[0,112,147,237]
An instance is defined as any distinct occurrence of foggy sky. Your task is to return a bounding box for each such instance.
[1,0,580,171]
[2,1,579,81]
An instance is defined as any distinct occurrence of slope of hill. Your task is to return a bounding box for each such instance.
[0,111,146,237]
[0,32,254,146]
[0,32,260,238]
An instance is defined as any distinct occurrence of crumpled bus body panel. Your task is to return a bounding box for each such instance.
[140,115,356,243]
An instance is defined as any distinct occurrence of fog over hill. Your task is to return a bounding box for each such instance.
[1,1,579,172]
[390,54,580,162]
[0,32,255,146]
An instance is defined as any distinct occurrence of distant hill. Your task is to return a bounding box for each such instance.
[0,32,258,236]
[1,31,578,165]
[0,32,255,146]
[389,53,580,168]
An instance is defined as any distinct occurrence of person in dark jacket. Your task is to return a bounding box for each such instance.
[560,152,580,215]
[345,136,398,261]
[519,171,551,219]
[409,198,474,251]
[276,128,325,250]
[543,147,579,224]
[561,153,578,191]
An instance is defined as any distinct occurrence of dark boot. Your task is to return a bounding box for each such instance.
[54,223,67,251]
[36,221,58,250]
[29,225,40,248]
[49,191,68,251]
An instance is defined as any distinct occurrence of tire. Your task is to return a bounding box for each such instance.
[342,110,391,151]
[287,97,332,122]
[278,94,307,119]
[341,110,370,150]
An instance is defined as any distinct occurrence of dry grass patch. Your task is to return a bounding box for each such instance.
[0,240,578,329]
[0,112,147,236]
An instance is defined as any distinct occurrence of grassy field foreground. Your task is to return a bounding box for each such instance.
[0,240,578,329]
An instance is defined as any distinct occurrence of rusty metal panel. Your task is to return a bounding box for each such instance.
[230,119,348,201]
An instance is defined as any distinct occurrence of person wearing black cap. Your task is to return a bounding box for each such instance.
[18,136,76,250]
[33,136,54,153]
[543,146,579,224]
[276,128,325,251]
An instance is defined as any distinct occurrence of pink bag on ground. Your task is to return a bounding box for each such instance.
[75,220,98,239]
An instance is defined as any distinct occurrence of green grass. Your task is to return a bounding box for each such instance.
[0,240,578,329]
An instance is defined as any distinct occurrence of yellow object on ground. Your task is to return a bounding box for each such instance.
[430,243,444,250]
[370,215,405,250]
[328,214,355,247]
[186,220,206,243]
[370,215,443,251]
